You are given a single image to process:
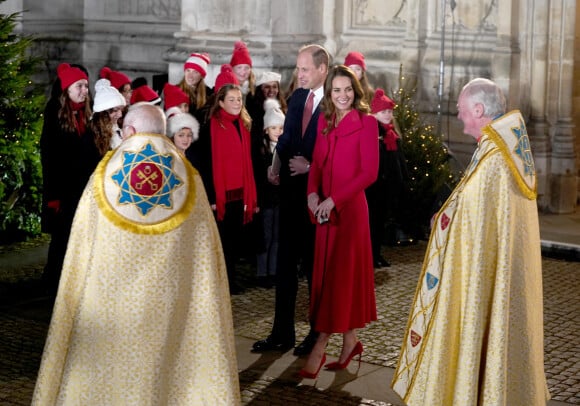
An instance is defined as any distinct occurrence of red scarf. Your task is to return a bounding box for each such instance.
[382,122,399,151]
[70,101,86,136]
[210,109,257,224]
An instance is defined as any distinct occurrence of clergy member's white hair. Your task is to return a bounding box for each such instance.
[124,102,166,135]
[460,78,506,118]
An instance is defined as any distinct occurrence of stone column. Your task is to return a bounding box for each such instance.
[400,0,427,83]
[491,0,520,105]
[425,0,500,168]
[526,0,552,210]
[547,0,577,213]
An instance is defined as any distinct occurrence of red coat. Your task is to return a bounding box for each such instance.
[307,109,379,333]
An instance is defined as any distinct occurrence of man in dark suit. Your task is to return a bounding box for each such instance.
[252,44,330,356]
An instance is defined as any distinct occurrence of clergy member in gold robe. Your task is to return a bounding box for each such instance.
[391,78,550,405]
[32,103,240,405]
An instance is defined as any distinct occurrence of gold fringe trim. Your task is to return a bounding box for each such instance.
[483,111,537,200]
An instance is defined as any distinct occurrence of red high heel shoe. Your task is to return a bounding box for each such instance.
[325,341,363,370]
[298,353,327,379]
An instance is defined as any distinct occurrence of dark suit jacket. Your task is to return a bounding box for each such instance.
[270,88,320,337]
[275,87,321,194]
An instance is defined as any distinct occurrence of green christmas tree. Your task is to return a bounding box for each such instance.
[0,8,45,242]
[390,67,458,241]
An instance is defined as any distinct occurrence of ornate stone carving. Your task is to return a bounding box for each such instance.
[106,0,180,19]
[352,0,406,27]
[453,0,497,31]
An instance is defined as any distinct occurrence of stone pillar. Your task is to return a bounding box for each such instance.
[547,0,577,213]
[321,0,337,57]
[491,0,520,105]
[422,0,500,168]
[400,0,427,87]
[574,4,580,203]
[525,0,552,210]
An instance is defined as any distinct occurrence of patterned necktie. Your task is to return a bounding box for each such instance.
[302,91,314,136]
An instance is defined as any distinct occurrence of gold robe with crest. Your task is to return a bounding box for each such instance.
[391,111,550,405]
[32,133,240,405]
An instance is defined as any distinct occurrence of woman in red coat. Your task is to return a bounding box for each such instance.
[299,65,379,378]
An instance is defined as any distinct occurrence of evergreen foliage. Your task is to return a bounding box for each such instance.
[0,9,45,242]
[391,67,458,241]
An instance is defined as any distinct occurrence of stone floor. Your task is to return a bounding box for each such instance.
[0,235,578,405]
[233,242,579,405]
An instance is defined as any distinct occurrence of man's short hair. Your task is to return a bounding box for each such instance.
[298,44,332,69]
[124,103,166,135]
[461,78,506,118]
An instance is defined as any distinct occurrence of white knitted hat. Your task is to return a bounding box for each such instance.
[256,71,282,87]
[93,78,126,113]
[167,112,200,142]
[263,98,285,129]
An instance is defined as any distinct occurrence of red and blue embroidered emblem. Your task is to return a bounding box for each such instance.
[111,143,183,215]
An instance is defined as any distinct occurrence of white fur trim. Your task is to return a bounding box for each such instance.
[167,112,200,142]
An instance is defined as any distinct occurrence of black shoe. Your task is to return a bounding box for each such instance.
[256,276,274,289]
[229,281,245,295]
[293,332,318,356]
[251,337,294,353]
[378,256,391,267]
[374,256,391,268]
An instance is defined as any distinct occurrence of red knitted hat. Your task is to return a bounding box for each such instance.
[344,51,366,71]
[184,53,210,78]
[130,84,161,105]
[57,63,88,91]
[99,66,131,90]
[163,83,189,111]
[371,88,395,114]
[214,64,239,93]
[229,41,252,67]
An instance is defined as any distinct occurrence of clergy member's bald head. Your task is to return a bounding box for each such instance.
[122,102,166,140]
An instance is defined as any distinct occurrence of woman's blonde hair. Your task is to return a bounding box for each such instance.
[178,77,208,110]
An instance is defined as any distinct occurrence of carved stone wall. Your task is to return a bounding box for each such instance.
[20,0,180,91]
[3,0,577,212]
[166,0,327,86]
[574,4,580,203]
